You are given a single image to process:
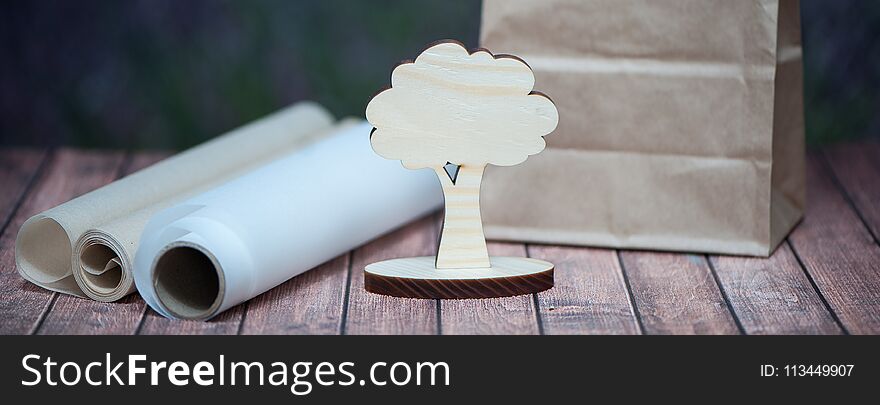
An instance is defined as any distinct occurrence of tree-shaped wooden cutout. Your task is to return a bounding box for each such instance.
[364,40,558,299]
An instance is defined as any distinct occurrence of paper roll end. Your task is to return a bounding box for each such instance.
[73,231,134,302]
[15,216,73,285]
[151,243,225,321]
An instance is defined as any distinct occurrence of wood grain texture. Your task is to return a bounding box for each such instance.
[239,254,349,335]
[0,148,47,231]
[0,149,126,334]
[824,142,880,242]
[345,214,439,335]
[365,255,552,299]
[37,152,171,335]
[434,165,490,268]
[366,41,558,170]
[619,252,739,335]
[440,242,540,335]
[37,293,146,335]
[529,245,640,335]
[364,256,553,299]
[709,243,842,335]
[137,305,245,335]
[787,153,880,334]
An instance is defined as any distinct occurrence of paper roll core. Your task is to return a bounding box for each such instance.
[152,244,224,320]
[73,231,135,301]
[79,243,123,290]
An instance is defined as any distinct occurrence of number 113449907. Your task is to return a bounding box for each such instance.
[761,364,854,377]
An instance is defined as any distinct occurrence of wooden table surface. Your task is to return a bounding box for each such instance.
[1,142,878,335]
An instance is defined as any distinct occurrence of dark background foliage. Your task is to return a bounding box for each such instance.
[0,0,876,149]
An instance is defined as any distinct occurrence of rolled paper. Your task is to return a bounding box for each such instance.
[16,102,335,301]
[134,121,443,320]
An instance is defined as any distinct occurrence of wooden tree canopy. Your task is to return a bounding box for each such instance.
[366,40,558,169]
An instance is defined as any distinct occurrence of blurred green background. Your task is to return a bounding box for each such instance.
[0,0,877,149]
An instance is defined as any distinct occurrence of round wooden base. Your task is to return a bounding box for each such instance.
[365,256,554,299]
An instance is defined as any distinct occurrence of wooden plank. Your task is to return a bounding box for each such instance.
[344,214,440,335]
[709,243,842,335]
[0,148,47,232]
[619,252,740,335]
[824,142,880,243]
[0,149,126,334]
[239,254,349,335]
[529,246,640,335]
[137,306,245,335]
[440,242,540,335]
[786,153,880,334]
[37,293,146,335]
[37,151,171,335]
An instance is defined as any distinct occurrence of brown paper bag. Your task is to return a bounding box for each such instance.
[479,0,805,256]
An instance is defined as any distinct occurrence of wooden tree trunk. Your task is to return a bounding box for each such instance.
[433,164,491,269]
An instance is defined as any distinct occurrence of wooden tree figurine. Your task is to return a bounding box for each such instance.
[364,40,558,299]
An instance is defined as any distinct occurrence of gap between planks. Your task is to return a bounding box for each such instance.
[617,251,740,335]
[785,150,880,334]
[529,244,641,335]
[343,213,440,335]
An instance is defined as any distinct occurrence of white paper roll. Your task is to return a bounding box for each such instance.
[134,121,443,320]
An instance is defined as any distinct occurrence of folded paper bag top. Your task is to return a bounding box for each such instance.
[16,102,336,301]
